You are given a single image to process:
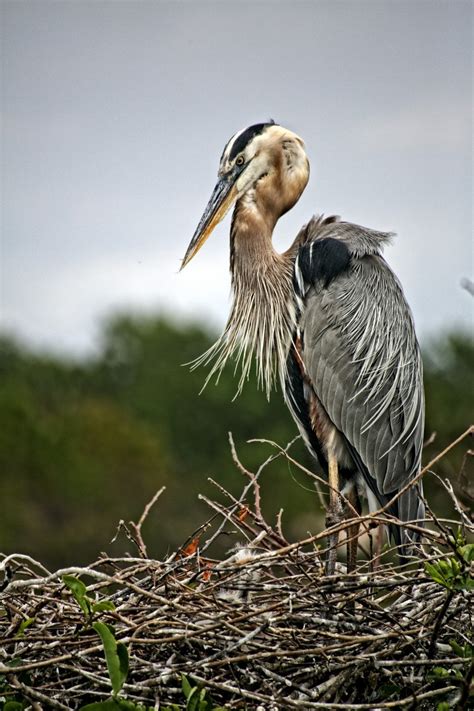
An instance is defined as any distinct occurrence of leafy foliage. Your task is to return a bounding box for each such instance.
[80,702,149,711]
[62,574,115,621]
[425,541,474,591]
[181,675,226,711]
[78,681,225,711]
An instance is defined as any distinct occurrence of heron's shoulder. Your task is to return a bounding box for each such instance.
[295,214,394,257]
[292,214,395,297]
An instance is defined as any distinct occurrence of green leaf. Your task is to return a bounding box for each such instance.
[92,600,116,614]
[4,703,25,711]
[459,543,474,563]
[5,657,25,668]
[181,675,205,711]
[426,549,472,591]
[80,701,150,711]
[63,574,91,616]
[92,622,129,695]
[15,617,35,638]
[116,643,129,684]
[464,576,474,590]
[80,703,122,711]
[449,639,473,658]
[449,639,464,657]
[63,574,87,599]
[430,666,451,679]
[451,560,461,575]
[425,562,450,589]
[197,687,210,711]
[428,665,463,682]
[182,674,193,699]
[186,687,199,711]
[437,703,450,711]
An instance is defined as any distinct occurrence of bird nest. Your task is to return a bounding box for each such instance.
[1,430,473,710]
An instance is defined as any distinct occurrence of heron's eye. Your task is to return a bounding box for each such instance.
[235,155,245,166]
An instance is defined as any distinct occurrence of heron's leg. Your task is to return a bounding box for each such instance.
[345,486,361,573]
[373,523,385,570]
[325,451,343,575]
[368,521,385,572]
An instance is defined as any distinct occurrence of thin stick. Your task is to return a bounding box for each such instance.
[129,486,166,558]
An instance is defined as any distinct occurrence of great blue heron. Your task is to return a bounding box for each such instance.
[181,121,425,572]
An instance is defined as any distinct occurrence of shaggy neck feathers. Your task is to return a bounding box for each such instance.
[192,201,296,398]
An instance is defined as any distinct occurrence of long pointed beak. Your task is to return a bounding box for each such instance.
[180,175,239,270]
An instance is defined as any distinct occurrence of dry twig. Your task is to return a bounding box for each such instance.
[0,432,472,709]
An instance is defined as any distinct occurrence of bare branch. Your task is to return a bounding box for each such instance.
[0,430,471,709]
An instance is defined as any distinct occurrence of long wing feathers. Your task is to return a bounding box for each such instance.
[295,214,394,257]
[298,218,424,506]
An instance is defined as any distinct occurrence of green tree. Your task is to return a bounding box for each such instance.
[0,338,169,567]
[423,330,473,511]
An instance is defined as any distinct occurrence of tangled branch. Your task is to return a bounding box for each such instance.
[0,430,472,709]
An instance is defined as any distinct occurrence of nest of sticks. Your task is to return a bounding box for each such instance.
[0,429,473,710]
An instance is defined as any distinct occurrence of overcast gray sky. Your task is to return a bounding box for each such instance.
[2,0,472,355]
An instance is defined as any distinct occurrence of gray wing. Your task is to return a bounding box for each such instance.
[297,218,425,531]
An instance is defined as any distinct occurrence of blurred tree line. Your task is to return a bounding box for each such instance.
[0,315,472,568]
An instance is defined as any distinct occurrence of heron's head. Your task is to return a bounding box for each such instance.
[181,121,309,269]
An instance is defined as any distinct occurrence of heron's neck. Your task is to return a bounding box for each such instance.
[223,198,296,397]
[190,197,297,398]
[230,192,286,275]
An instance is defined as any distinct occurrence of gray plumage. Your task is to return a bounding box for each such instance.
[294,217,425,547]
[182,122,426,564]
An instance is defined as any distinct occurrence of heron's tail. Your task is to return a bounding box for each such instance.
[390,482,425,563]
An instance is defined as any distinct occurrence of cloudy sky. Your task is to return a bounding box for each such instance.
[2,0,472,355]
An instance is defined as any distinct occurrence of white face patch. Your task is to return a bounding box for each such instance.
[235,150,270,194]
[220,124,306,176]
